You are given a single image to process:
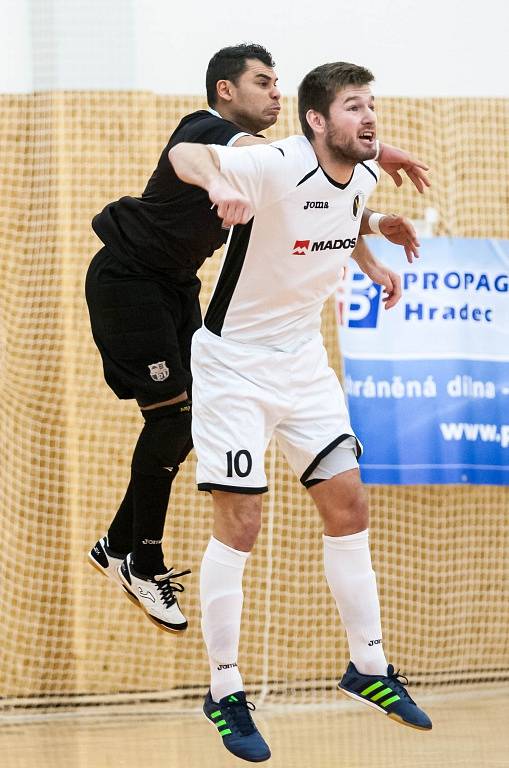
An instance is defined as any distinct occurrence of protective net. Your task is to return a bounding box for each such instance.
[0,92,508,716]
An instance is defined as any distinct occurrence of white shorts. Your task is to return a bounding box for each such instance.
[191,328,361,493]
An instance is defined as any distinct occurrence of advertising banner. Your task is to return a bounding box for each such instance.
[337,238,509,484]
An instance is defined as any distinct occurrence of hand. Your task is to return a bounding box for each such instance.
[208,177,254,227]
[378,143,430,193]
[360,258,402,310]
[379,214,420,263]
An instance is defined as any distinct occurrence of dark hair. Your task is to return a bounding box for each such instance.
[298,62,374,140]
[206,43,275,107]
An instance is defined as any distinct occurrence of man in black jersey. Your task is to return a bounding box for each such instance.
[86,43,430,634]
[86,43,284,632]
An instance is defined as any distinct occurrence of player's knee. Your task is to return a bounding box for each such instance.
[213,493,262,550]
[335,473,368,520]
[230,513,261,551]
[230,500,262,543]
[313,470,369,534]
[345,487,369,530]
[131,400,192,478]
[237,507,262,544]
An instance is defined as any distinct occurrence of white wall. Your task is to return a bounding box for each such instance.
[1,0,508,96]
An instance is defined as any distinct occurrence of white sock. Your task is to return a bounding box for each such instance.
[323,530,388,675]
[200,536,249,702]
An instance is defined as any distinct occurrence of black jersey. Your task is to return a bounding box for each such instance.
[91,111,249,278]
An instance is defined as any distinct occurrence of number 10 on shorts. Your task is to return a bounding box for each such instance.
[226,450,253,478]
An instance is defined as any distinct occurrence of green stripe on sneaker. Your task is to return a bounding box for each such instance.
[215,720,227,728]
[219,728,232,736]
[210,710,221,719]
[371,687,394,702]
[381,695,401,708]
[360,681,384,696]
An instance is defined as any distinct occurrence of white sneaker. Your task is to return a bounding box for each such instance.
[118,553,190,633]
[88,536,125,589]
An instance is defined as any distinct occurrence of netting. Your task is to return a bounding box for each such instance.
[0,93,508,716]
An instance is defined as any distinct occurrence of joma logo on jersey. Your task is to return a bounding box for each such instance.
[303,200,329,209]
[292,238,357,256]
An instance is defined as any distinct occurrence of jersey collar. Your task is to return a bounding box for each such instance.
[320,164,355,190]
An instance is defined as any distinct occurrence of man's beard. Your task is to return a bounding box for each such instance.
[325,125,376,163]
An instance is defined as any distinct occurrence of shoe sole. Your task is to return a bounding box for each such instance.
[203,710,271,763]
[338,687,432,731]
[117,567,188,635]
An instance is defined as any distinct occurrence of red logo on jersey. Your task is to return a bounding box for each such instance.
[292,239,310,255]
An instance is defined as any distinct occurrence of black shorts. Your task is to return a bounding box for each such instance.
[85,247,202,405]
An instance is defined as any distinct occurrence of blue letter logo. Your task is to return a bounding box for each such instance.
[348,273,382,328]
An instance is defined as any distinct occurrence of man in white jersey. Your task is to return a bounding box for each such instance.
[169,62,431,762]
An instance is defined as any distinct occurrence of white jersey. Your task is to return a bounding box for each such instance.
[205,135,378,349]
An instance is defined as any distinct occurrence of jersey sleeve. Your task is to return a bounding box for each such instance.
[177,113,249,148]
[363,158,380,182]
[211,141,303,212]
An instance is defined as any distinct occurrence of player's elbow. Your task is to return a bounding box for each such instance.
[168,144,189,178]
[169,143,219,183]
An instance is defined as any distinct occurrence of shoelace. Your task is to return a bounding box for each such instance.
[154,568,191,608]
[225,698,257,736]
[386,665,413,702]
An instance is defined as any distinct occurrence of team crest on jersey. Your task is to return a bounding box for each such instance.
[351,190,365,221]
[292,239,310,255]
[148,361,169,381]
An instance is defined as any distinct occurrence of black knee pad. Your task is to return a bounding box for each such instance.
[132,400,192,478]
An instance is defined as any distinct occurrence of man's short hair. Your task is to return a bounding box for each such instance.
[298,62,374,141]
[206,43,275,107]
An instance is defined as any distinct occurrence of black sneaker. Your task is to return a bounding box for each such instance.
[203,690,271,762]
[338,661,432,730]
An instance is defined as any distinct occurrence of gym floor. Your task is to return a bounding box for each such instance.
[1,689,506,767]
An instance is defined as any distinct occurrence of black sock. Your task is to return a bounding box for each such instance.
[107,479,133,555]
[131,469,173,576]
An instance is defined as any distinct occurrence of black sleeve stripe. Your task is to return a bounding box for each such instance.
[272,146,285,156]
[360,161,379,182]
[297,165,319,187]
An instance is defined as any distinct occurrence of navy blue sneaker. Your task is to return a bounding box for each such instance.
[203,690,271,762]
[338,662,432,731]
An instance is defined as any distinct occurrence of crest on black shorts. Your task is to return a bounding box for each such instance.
[148,361,169,381]
[351,190,365,221]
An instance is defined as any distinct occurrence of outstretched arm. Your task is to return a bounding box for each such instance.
[236,136,431,192]
[169,143,253,227]
[377,141,430,193]
[235,137,431,194]
[360,208,420,263]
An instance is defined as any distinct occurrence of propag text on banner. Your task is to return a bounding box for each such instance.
[338,238,509,361]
